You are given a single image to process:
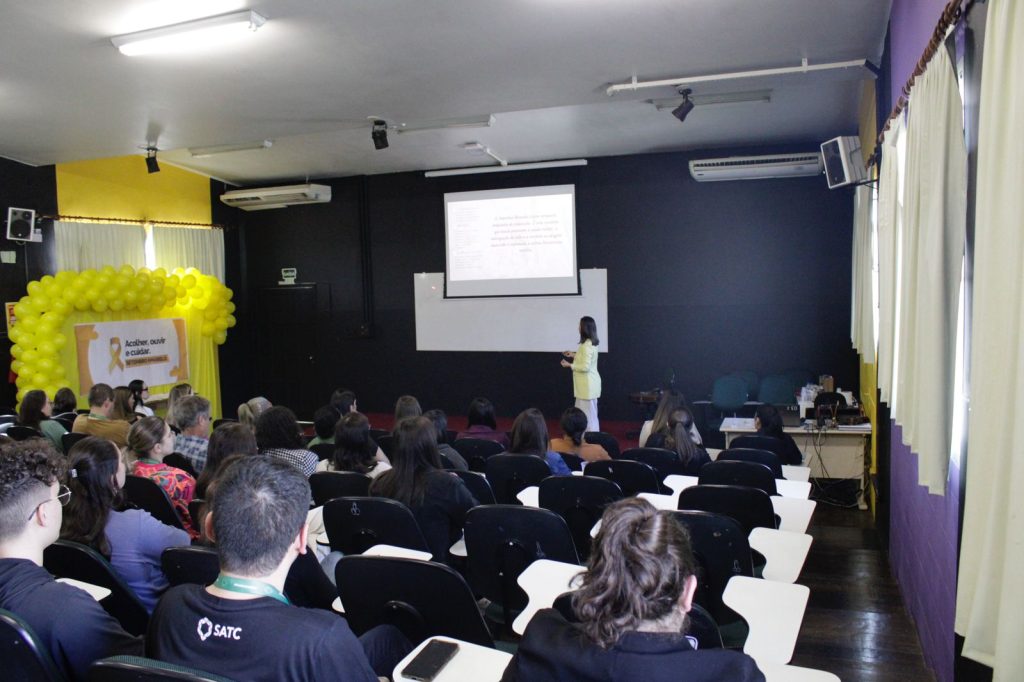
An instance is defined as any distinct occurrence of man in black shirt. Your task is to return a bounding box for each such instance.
[149,456,411,681]
[0,440,142,680]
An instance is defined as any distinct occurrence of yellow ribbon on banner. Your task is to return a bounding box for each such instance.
[108,337,125,372]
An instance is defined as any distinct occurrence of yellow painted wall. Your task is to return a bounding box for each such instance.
[857,77,879,514]
[55,155,210,224]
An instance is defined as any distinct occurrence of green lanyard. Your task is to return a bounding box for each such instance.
[213,573,290,605]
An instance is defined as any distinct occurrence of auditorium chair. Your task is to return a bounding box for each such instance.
[620,447,689,488]
[88,655,233,681]
[308,471,371,507]
[0,608,64,681]
[336,555,494,647]
[582,431,620,458]
[484,453,550,505]
[161,454,197,479]
[556,451,584,472]
[322,497,429,555]
[720,441,785,478]
[62,431,88,454]
[451,438,505,472]
[375,434,395,458]
[161,546,219,587]
[538,475,622,561]
[464,505,579,631]
[698,460,778,497]
[453,470,496,505]
[123,475,186,531]
[678,484,778,535]
[584,460,660,497]
[5,425,43,441]
[308,443,335,461]
[43,540,149,636]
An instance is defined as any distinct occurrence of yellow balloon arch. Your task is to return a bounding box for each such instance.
[9,264,235,403]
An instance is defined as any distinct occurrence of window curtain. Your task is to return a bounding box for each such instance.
[850,185,875,363]
[54,221,146,271]
[956,0,1024,676]
[150,226,225,281]
[889,42,967,494]
[876,121,903,405]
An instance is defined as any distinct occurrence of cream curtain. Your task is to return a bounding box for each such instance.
[890,43,966,494]
[876,121,903,405]
[956,0,1024,676]
[850,185,875,363]
[54,221,147,271]
[150,226,225,281]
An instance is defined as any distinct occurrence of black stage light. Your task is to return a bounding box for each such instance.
[145,147,160,173]
[371,120,389,150]
[671,89,695,123]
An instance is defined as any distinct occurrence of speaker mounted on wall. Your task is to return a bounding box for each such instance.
[6,207,41,242]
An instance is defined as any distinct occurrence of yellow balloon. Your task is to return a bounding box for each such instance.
[37,357,55,373]
[13,302,28,318]
[62,288,77,303]
[53,299,72,316]
[11,344,24,358]
[226,314,237,328]
[40,275,55,286]
[33,294,51,310]
[16,388,28,401]
[226,302,236,314]
[93,299,108,313]
[101,265,116,277]
[203,308,218,321]
[11,359,24,374]
[19,316,39,333]
[27,281,42,296]
[214,317,228,331]
[109,299,124,312]
[176,286,187,298]
[44,385,59,398]
[200,321,215,336]
[74,298,90,311]
[194,296,209,310]
[38,340,56,355]
[182,275,197,289]
[119,265,136,277]
[153,267,167,278]
[214,330,227,344]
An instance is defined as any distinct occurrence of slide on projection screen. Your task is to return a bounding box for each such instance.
[444,185,578,298]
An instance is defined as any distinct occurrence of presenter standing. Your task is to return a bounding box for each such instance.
[562,316,601,432]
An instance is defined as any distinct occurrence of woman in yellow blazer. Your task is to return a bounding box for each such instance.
[561,316,601,432]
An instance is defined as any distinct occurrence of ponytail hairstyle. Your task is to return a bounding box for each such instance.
[579,316,599,346]
[664,407,702,467]
[238,396,272,431]
[572,498,696,648]
[649,390,687,437]
[60,437,125,557]
[127,416,169,460]
[560,407,588,447]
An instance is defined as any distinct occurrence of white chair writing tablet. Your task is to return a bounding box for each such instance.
[747,528,813,584]
[759,662,841,682]
[722,576,809,665]
[364,544,433,561]
[774,479,812,500]
[56,577,111,602]
[393,636,512,682]
[771,496,816,534]
[662,474,699,495]
[781,465,811,482]
[637,492,678,510]
[516,486,540,508]
[512,559,587,635]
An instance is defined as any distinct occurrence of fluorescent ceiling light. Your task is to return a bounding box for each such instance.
[395,115,495,134]
[425,159,587,178]
[651,89,773,110]
[189,140,273,158]
[110,10,267,56]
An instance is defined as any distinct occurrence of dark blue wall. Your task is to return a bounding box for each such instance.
[219,146,858,421]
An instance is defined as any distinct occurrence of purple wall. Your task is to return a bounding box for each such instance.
[888,0,951,105]
[889,422,958,682]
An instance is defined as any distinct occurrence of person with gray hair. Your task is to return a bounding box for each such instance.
[149,456,411,680]
[238,396,272,430]
[173,395,212,474]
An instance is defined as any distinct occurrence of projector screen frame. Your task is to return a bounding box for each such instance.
[443,184,580,299]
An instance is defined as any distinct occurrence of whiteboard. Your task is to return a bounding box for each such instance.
[414,269,608,352]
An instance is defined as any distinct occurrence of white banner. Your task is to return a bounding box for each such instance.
[74,318,189,392]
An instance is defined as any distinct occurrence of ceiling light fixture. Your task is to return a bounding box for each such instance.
[606,58,869,96]
[651,89,773,110]
[670,89,695,123]
[424,159,588,178]
[371,120,389,150]
[395,114,495,134]
[144,147,160,174]
[110,10,267,56]
[189,139,273,158]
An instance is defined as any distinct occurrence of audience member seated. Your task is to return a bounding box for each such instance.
[503,498,765,682]
[149,456,412,681]
[754,404,803,465]
[329,388,359,418]
[645,407,711,475]
[111,386,141,425]
[639,390,703,448]
[456,396,511,448]
[424,409,469,471]
[72,384,131,447]
[17,389,67,452]
[172,395,212,474]
[316,412,391,479]
[549,407,610,463]
[508,408,572,476]
[237,396,272,431]
[393,394,422,426]
[195,423,259,499]
[127,379,154,417]
[164,383,193,430]
[369,417,477,564]
[128,417,198,537]
[61,437,190,612]
[0,439,142,680]
[306,406,339,448]
[255,406,317,477]
[52,387,79,420]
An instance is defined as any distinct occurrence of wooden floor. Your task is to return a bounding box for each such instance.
[790,504,934,681]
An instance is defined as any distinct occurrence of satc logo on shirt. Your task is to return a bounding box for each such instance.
[196,617,243,642]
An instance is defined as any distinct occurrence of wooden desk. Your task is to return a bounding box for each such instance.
[720,418,871,509]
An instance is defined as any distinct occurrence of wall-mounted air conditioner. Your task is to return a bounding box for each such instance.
[219,183,332,211]
[688,153,823,182]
